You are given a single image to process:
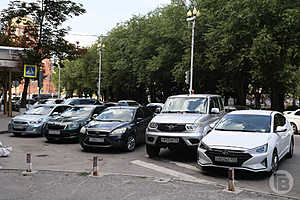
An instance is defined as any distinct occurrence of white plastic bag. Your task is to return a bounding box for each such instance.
[0,141,12,157]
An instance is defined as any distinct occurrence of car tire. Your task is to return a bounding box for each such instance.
[268,150,279,176]
[13,133,21,137]
[286,138,294,158]
[123,134,136,152]
[45,137,55,142]
[146,144,160,158]
[290,123,298,135]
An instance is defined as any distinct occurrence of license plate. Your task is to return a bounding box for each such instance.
[48,130,60,135]
[215,156,237,163]
[89,137,104,143]
[161,137,179,143]
[14,125,25,130]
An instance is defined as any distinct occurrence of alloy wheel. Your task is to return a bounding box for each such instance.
[127,135,136,151]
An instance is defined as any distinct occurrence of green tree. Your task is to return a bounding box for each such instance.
[0,0,85,106]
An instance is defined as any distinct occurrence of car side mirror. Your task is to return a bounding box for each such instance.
[211,108,220,114]
[51,112,59,116]
[209,121,218,129]
[275,125,287,132]
[155,107,162,114]
[92,114,98,119]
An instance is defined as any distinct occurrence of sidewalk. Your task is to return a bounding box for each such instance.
[0,169,295,200]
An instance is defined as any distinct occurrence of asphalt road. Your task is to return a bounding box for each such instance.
[0,133,299,199]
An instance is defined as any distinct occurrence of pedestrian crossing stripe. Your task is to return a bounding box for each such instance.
[24,64,37,78]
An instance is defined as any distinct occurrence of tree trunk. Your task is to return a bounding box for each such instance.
[255,92,261,109]
[21,78,29,108]
[271,86,285,112]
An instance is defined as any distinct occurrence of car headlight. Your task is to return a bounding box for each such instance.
[247,144,268,154]
[185,123,201,131]
[30,118,43,124]
[80,126,87,134]
[199,141,210,150]
[148,122,158,129]
[110,127,127,135]
[67,122,80,130]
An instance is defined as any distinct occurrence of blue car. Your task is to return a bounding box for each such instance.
[8,104,71,136]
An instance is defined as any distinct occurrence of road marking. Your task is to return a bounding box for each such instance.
[169,161,200,171]
[131,160,214,184]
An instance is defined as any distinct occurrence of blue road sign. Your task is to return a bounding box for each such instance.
[24,64,37,78]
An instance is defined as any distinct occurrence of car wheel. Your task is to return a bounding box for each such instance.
[13,133,21,137]
[123,134,136,152]
[286,138,294,158]
[269,150,279,176]
[146,144,160,158]
[290,123,298,135]
[45,137,55,142]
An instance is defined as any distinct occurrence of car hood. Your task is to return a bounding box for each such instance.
[48,116,88,123]
[86,121,129,132]
[151,113,206,124]
[13,114,47,122]
[202,130,270,150]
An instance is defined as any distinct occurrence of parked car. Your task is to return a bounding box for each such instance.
[8,104,71,136]
[63,98,101,106]
[79,106,154,152]
[146,103,164,114]
[118,100,141,107]
[34,98,64,105]
[197,110,294,175]
[43,105,107,142]
[12,98,37,112]
[146,94,225,157]
[284,109,300,134]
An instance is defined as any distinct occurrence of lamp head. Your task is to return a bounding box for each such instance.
[187,10,192,17]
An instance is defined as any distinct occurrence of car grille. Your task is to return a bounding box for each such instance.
[87,130,110,136]
[14,121,27,125]
[205,148,252,167]
[48,123,66,130]
[157,124,186,132]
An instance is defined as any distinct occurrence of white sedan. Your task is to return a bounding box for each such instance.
[197,110,294,174]
[284,109,300,134]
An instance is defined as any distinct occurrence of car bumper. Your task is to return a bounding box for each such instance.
[44,128,81,140]
[146,129,202,148]
[80,134,124,149]
[8,123,43,135]
[197,147,271,172]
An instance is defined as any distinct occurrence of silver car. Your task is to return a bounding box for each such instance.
[8,104,71,136]
[146,94,225,157]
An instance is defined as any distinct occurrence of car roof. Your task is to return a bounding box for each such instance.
[106,106,138,110]
[228,110,275,116]
[74,105,104,108]
[167,94,221,98]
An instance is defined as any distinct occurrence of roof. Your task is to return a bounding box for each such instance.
[74,105,104,108]
[106,106,138,110]
[228,110,275,116]
[168,94,221,98]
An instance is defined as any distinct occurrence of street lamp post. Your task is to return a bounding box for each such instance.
[98,36,105,101]
[186,7,200,94]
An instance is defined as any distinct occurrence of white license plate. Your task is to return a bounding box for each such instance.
[161,137,179,143]
[89,137,104,143]
[215,156,237,163]
[48,130,60,135]
[14,125,25,130]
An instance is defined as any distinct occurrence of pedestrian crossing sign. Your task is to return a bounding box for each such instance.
[24,64,37,78]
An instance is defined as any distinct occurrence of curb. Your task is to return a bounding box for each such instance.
[0,130,8,134]
[0,168,299,200]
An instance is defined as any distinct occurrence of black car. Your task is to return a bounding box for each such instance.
[63,98,101,106]
[80,106,154,152]
[43,105,107,142]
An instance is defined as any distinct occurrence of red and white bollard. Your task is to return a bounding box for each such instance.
[26,153,32,173]
[92,156,99,176]
[228,168,235,191]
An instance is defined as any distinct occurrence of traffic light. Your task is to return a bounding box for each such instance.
[185,70,190,85]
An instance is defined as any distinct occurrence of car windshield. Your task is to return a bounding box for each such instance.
[215,114,271,133]
[96,108,134,122]
[63,99,74,105]
[61,107,93,118]
[162,97,207,114]
[25,106,53,115]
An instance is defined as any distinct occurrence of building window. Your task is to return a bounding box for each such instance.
[19,28,23,36]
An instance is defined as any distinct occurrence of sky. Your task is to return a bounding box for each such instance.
[0,0,171,47]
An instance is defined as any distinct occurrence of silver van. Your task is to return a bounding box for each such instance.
[146,94,224,157]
